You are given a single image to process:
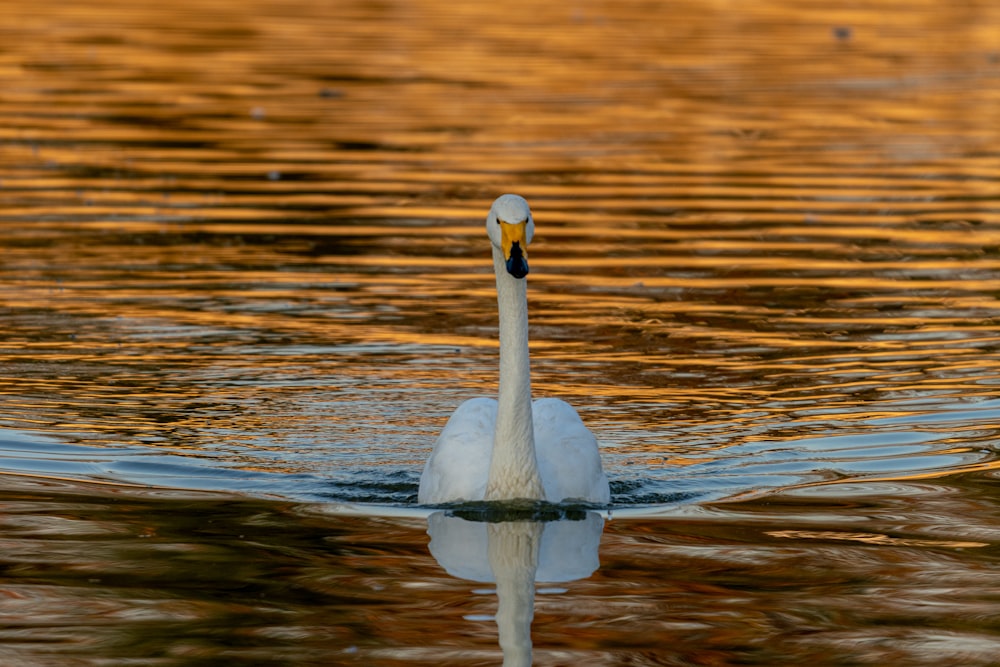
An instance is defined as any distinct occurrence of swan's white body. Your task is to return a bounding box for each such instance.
[418,194,610,505]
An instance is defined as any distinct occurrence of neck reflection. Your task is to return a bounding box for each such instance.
[426,510,604,666]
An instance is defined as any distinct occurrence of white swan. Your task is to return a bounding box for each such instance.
[418,194,610,504]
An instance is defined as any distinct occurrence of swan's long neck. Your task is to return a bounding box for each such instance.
[485,247,544,501]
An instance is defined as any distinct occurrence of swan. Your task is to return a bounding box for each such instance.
[418,194,610,505]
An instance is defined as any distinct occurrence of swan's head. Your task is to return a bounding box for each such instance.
[486,194,535,279]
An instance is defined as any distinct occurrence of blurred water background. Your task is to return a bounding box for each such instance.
[0,0,998,664]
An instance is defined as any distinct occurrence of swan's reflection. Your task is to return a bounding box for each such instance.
[427,510,604,666]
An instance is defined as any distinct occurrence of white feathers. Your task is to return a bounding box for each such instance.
[532,397,609,503]
[418,397,610,504]
[417,195,610,505]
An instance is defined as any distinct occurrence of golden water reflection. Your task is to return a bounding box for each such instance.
[0,0,998,495]
[1,0,1000,663]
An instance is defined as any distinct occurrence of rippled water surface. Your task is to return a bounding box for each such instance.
[1,0,999,664]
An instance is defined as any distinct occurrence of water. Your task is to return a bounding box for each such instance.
[1,0,999,663]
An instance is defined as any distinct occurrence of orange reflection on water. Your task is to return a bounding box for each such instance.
[0,2,999,664]
[0,0,997,486]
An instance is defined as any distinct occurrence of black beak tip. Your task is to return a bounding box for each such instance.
[506,258,529,279]
[505,242,529,278]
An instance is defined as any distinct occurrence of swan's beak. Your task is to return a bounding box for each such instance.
[500,221,529,279]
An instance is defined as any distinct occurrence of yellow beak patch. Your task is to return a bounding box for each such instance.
[499,220,529,278]
[500,221,528,262]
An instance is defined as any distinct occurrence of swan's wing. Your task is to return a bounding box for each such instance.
[418,397,497,504]
[532,397,610,504]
